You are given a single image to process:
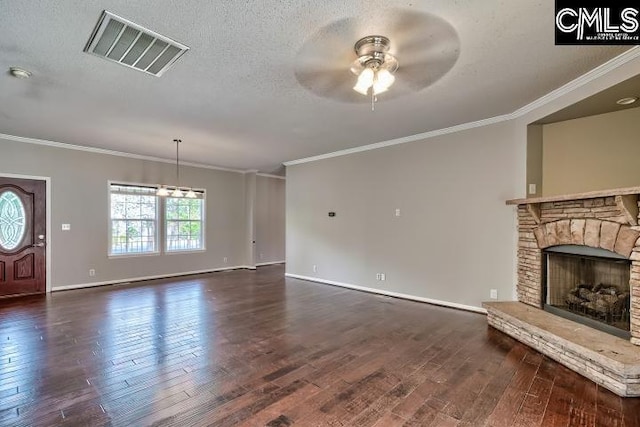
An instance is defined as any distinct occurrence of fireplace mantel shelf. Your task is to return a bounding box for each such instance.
[507,186,640,226]
[506,186,640,205]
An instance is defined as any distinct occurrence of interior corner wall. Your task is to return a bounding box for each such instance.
[285,120,524,310]
[526,124,543,197]
[0,137,248,288]
[542,107,640,196]
[255,176,285,264]
[243,172,257,267]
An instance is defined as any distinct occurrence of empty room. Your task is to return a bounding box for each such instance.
[1,1,640,426]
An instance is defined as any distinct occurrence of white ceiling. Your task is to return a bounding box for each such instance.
[0,1,631,174]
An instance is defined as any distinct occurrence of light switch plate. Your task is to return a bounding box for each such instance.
[61,224,71,231]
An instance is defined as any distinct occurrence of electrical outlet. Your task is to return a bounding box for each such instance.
[313,265,317,273]
[380,273,386,281]
[490,289,498,300]
[223,257,228,264]
[395,209,401,217]
[61,224,71,231]
[528,184,537,195]
[89,269,96,277]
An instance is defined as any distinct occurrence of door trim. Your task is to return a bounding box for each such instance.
[0,173,51,293]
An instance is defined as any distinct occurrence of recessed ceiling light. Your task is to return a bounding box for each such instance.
[616,97,638,105]
[9,67,32,79]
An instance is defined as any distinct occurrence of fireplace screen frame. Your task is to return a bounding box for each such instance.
[541,245,631,340]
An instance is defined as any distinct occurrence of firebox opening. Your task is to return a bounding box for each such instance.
[542,245,631,339]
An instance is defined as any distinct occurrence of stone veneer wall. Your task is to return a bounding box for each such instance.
[516,196,640,345]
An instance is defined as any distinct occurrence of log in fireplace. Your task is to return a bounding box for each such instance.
[542,245,630,339]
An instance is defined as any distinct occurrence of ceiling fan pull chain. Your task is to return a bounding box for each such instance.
[371,89,375,111]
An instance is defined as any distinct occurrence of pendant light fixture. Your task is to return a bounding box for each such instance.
[350,36,398,111]
[157,139,198,198]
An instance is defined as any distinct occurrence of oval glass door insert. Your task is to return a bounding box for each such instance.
[0,191,26,250]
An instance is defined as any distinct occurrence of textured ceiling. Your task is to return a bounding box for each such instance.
[0,1,631,173]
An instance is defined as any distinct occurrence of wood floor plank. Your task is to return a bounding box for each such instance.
[0,265,638,426]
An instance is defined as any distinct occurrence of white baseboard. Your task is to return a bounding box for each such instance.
[256,260,285,267]
[53,265,249,291]
[284,273,487,315]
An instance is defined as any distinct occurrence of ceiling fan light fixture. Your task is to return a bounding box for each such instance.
[351,35,398,107]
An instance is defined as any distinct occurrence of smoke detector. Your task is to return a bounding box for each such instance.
[9,67,32,79]
[84,11,189,77]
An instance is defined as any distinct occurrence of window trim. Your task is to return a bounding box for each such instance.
[108,181,161,258]
[164,193,206,253]
[107,181,206,257]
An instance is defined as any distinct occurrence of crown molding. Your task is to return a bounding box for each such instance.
[256,173,286,180]
[510,46,640,119]
[284,46,640,167]
[283,113,513,166]
[0,132,247,174]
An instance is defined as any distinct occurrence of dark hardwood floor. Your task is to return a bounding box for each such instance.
[1,265,639,426]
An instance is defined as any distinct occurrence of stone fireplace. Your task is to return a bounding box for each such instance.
[484,187,640,397]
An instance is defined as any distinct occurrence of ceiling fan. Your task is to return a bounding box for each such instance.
[294,9,461,108]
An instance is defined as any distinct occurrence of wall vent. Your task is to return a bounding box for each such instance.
[84,11,189,77]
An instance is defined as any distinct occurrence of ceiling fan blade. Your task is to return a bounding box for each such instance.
[295,68,362,102]
[295,17,358,72]
[389,10,460,91]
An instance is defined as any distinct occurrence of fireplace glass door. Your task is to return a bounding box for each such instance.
[543,246,630,338]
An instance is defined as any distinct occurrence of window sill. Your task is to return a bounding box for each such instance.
[164,248,206,255]
[108,251,161,259]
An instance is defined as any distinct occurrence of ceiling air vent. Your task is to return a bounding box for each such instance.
[84,11,189,77]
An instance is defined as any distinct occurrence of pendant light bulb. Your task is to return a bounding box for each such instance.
[185,188,197,199]
[171,187,184,198]
[156,186,170,196]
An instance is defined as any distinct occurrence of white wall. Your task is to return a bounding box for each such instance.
[0,138,284,289]
[286,121,524,310]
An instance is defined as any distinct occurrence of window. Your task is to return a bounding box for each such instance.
[109,184,158,255]
[109,183,205,256]
[165,197,204,251]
